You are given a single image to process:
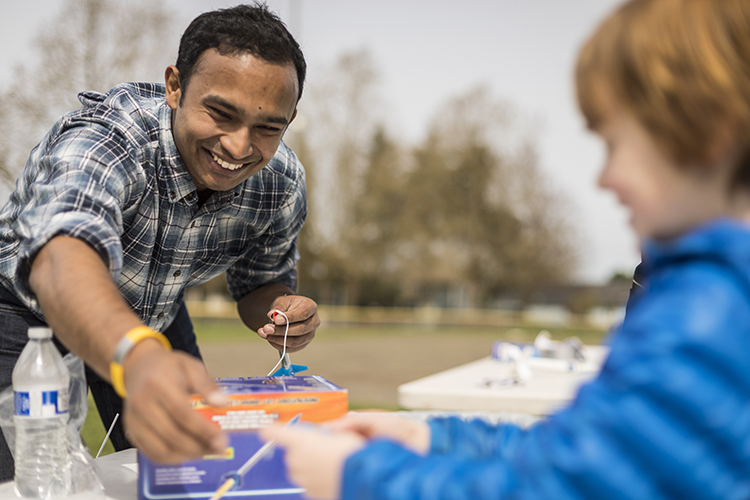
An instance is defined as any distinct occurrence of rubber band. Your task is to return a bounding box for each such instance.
[266,310,290,376]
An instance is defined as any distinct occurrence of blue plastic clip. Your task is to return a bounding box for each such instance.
[271,352,307,376]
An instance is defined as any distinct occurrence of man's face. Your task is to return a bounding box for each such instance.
[165,49,298,195]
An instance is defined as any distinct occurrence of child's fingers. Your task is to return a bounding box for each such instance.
[258,423,288,443]
[324,413,431,454]
[260,423,311,445]
[324,413,383,434]
[265,426,365,500]
[325,412,402,435]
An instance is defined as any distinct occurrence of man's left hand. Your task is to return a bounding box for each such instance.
[256,295,319,352]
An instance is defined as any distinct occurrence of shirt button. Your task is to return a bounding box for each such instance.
[157,312,165,319]
[173,270,181,277]
[170,191,176,199]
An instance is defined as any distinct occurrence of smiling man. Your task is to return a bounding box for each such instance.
[167,48,299,199]
[0,4,319,479]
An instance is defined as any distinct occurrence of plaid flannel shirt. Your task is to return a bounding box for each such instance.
[0,83,306,332]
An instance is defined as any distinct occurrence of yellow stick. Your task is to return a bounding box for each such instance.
[209,477,236,500]
[208,414,302,500]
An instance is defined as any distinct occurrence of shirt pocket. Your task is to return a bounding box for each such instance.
[194,217,253,267]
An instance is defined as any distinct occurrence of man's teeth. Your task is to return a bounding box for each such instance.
[211,152,244,170]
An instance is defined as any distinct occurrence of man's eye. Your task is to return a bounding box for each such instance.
[210,107,232,119]
[260,125,282,133]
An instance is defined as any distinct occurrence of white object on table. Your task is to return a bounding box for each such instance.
[0,448,138,500]
[397,345,609,416]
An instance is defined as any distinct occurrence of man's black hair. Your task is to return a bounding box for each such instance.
[175,3,306,102]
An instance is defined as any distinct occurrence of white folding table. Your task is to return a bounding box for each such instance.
[397,346,609,416]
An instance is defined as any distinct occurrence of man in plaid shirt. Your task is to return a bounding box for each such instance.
[0,3,320,478]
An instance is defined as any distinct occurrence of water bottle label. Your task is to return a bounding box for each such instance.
[14,389,69,417]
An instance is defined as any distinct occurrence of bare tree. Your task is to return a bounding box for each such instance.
[298,77,578,306]
[288,49,386,303]
[345,127,408,305]
[0,0,176,186]
[395,86,578,305]
[293,50,579,307]
[298,48,383,245]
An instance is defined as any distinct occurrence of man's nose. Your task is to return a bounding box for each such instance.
[222,128,253,160]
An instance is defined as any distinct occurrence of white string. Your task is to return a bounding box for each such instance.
[96,412,119,459]
[266,310,290,376]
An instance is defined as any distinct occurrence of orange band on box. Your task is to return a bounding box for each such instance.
[110,326,171,398]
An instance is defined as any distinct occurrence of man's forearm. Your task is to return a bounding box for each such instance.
[237,282,295,331]
[28,235,142,379]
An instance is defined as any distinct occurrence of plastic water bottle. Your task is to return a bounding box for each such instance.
[13,326,71,499]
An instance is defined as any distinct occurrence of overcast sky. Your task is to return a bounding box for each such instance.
[0,0,638,284]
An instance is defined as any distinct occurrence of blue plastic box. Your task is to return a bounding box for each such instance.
[137,375,348,500]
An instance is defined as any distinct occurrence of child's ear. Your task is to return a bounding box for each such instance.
[706,120,739,168]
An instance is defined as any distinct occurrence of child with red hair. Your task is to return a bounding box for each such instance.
[263,1,750,498]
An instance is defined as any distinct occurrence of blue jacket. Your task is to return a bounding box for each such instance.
[342,219,750,500]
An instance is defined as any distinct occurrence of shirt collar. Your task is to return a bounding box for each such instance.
[158,102,200,204]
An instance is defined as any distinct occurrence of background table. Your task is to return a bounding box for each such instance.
[397,346,609,415]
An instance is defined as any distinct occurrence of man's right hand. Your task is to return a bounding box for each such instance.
[28,235,228,464]
[121,338,228,463]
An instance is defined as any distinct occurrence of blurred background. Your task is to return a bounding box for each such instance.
[0,1,634,429]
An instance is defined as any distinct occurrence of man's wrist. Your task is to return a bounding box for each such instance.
[110,326,172,398]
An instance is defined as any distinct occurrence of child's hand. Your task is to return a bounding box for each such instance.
[325,412,431,455]
[260,424,365,500]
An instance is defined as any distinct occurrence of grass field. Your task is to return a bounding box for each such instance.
[81,318,609,456]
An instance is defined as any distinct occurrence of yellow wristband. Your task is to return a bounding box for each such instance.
[109,327,172,398]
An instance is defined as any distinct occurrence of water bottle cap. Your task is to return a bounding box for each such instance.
[27,327,53,339]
